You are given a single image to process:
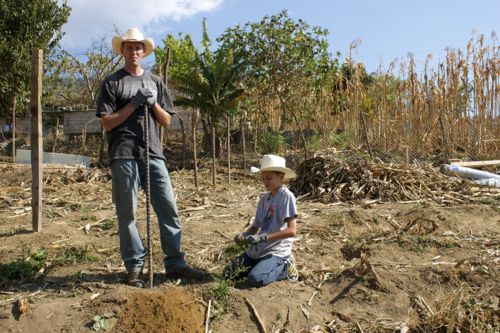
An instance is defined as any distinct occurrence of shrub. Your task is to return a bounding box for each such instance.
[257,131,286,154]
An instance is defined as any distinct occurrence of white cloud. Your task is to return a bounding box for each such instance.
[61,0,223,49]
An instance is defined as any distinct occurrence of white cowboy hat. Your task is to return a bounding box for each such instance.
[250,154,296,179]
[112,27,155,57]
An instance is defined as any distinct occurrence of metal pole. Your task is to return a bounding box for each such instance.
[144,104,153,288]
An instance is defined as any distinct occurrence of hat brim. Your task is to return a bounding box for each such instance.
[250,166,296,179]
[112,36,154,57]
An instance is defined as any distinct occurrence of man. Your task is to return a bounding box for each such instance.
[96,27,205,287]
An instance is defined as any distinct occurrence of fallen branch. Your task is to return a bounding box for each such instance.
[245,297,267,333]
[205,299,212,333]
[360,254,387,291]
[307,290,318,306]
[178,205,209,213]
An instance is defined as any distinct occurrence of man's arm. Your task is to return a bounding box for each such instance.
[100,87,154,131]
[150,102,172,127]
[100,103,136,131]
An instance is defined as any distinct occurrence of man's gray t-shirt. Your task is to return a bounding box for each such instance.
[96,69,175,162]
[246,185,298,259]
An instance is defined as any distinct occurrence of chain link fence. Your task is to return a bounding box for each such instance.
[1,103,498,178]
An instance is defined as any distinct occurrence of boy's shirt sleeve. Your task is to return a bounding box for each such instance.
[252,196,265,228]
[280,192,297,224]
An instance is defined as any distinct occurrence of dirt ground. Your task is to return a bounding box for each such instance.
[0,161,498,333]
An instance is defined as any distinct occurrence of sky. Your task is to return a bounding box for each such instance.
[60,0,499,73]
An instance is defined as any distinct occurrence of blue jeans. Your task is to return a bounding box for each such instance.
[223,253,289,287]
[110,158,186,274]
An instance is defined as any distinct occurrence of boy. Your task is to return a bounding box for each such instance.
[223,154,299,287]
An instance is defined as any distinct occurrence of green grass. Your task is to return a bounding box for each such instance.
[54,245,99,266]
[341,239,370,260]
[100,219,115,230]
[223,243,246,259]
[409,235,434,252]
[80,214,98,222]
[0,248,48,285]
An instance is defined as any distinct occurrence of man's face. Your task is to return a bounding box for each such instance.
[121,41,145,66]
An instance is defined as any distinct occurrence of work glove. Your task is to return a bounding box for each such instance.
[244,233,268,245]
[145,94,157,107]
[234,232,250,246]
[130,87,153,107]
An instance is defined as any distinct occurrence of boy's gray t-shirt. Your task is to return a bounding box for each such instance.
[246,185,297,259]
[96,68,175,162]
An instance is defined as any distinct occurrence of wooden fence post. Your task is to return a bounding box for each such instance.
[30,49,43,232]
[227,115,231,183]
[192,110,198,190]
[212,126,216,186]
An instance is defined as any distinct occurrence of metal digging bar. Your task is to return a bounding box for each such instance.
[144,103,153,289]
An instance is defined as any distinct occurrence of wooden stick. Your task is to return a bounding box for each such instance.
[360,254,387,291]
[205,299,212,333]
[307,291,318,306]
[245,297,267,333]
[212,126,216,186]
[451,160,500,168]
[215,229,230,239]
[30,49,43,232]
[178,205,209,213]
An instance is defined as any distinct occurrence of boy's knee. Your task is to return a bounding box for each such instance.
[247,271,265,287]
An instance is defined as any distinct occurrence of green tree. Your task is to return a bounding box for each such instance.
[155,33,197,87]
[218,10,338,156]
[0,0,71,116]
[157,20,244,153]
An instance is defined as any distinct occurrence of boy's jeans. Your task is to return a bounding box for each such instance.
[223,252,289,287]
[110,158,186,274]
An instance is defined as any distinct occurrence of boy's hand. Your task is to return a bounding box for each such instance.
[244,233,268,245]
[234,232,249,245]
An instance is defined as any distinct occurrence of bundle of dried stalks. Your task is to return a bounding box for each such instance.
[410,286,498,332]
[290,155,472,203]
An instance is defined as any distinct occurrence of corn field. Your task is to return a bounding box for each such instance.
[314,35,499,163]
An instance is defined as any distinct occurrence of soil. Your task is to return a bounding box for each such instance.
[0,162,498,333]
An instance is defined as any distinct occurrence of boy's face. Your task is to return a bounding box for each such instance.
[260,171,284,192]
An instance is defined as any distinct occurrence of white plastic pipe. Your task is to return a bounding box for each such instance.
[441,164,500,180]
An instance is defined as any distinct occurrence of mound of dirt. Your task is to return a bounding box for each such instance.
[114,288,205,333]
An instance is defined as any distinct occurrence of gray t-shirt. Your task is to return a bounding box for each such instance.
[96,68,175,162]
[246,185,298,259]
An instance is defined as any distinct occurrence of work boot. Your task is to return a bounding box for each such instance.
[126,271,145,288]
[165,265,208,281]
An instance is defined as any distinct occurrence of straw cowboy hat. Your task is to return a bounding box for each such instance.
[112,28,155,57]
[250,154,296,179]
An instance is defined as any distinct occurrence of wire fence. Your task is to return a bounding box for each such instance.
[1,104,499,176]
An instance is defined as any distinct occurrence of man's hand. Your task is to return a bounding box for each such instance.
[145,94,156,107]
[130,87,153,107]
[244,233,268,245]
